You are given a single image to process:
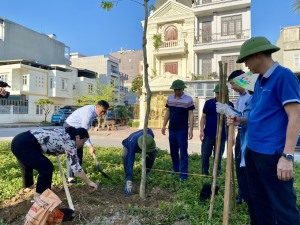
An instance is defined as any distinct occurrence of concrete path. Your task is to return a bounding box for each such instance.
[89,126,202,154]
[0,124,299,162]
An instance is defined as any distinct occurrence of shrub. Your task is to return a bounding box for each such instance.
[127,120,133,127]
[132,121,139,128]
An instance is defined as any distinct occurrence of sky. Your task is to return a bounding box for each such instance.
[1,0,300,56]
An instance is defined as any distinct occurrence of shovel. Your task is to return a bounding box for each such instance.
[92,153,112,180]
[56,155,75,221]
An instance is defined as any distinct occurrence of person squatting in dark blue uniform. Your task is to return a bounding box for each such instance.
[122,128,158,196]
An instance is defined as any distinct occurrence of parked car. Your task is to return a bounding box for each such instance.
[51,105,79,126]
[59,111,72,126]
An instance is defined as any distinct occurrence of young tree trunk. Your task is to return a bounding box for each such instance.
[140,0,151,200]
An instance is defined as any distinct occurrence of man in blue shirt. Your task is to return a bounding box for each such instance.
[229,36,300,224]
[122,128,157,196]
[64,100,109,183]
[200,84,233,176]
[162,79,195,181]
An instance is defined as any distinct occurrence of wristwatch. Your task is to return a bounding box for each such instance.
[281,152,294,161]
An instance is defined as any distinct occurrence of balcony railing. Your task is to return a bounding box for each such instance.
[194,29,250,45]
[119,72,129,80]
[118,86,128,92]
[194,0,244,6]
[159,39,185,49]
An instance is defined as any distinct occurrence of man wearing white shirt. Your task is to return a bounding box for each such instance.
[64,100,109,183]
[228,70,252,204]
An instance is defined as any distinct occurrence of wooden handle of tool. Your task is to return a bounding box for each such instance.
[56,155,75,211]
[92,153,99,165]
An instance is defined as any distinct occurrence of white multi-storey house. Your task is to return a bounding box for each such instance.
[0,17,108,123]
[0,17,70,65]
[0,60,78,123]
[70,53,129,106]
[139,0,251,129]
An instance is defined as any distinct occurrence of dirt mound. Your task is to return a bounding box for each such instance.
[0,184,174,225]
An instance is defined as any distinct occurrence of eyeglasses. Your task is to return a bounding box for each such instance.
[228,81,237,86]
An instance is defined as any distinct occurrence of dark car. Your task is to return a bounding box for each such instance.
[51,105,79,126]
[59,111,72,126]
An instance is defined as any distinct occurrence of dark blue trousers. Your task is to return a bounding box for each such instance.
[169,130,189,179]
[246,148,300,225]
[201,136,225,175]
[122,147,157,181]
[11,131,54,194]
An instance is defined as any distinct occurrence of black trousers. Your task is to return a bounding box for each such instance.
[11,131,54,194]
[246,149,299,225]
[235,131,242,196]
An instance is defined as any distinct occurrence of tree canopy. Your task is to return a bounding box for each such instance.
[130,75,143,98]
[76,82,115,106]
[35,98,54,122]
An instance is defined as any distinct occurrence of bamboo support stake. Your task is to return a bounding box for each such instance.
[209,61,226,220]
[223,124,234,224]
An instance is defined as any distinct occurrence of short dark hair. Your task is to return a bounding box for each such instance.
[227,70,245,82]
[65,127,89,140]
[97,100,109,109]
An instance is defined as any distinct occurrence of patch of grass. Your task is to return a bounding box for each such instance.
[1,142,299,224]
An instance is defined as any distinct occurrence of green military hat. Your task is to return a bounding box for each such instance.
[170,79,187,89]
[213,84,228,93]
[236,36,280,63]
[138,134,156,153]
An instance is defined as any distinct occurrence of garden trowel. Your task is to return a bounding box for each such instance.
[92,153,112,180]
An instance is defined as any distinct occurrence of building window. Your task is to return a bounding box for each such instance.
[54,105,60,113]
[36,105,43,115]
[202,21,212,43]
[50,78,54,89]
[294,54,300,67]
[221,15,242,36]
[202,59,212,76]
[0,19,4,40]
[62,79,67,90]
[164,62,178,75]
[23,75,28,86]
[0,74,8,82]
[165,26,178,41]
[221,55,242,75]
[88,84,93,93]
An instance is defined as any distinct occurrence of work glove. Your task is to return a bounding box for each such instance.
[124,180,133,196]
[216,102,238,116]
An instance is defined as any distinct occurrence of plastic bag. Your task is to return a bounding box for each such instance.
[46,208,64,225]
[24,189,62,225]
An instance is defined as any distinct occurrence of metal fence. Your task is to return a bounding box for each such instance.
[13,105,28,114]
[0,105,28,114]
[0,105,11,114]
